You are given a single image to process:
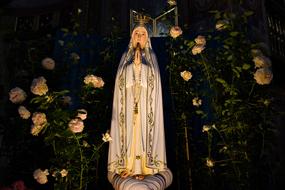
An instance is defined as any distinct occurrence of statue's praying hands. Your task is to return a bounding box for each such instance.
[134,45,141,65]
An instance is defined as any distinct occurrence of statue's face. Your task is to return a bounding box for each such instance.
[132,26,148,49]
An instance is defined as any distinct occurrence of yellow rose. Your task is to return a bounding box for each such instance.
[191,44,205,55]
[194,35,206,46]
[60,169,68,177]
[102,132,112,142]
[192,97,202,107]
[180,70,192,81]
[253,55,272,68]
[254,68,273,85]
[215,19,229,30]
[33,169,49,184]
[202,125,211,132]
[206,158,214,167]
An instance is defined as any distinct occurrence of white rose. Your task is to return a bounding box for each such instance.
[180,70,192,81]
[194,35,206,46]
[41,57,55,70]
[202,125,211,132]
[84,74,105,88]
[70,52,80,60]
[192,97,202,107]
[18,106,31,119]
[215,19,229,30]
[169,26,183,39]
[60,169,68,177]
[77,109,87,120]
[32,112,47,126]
[68,118,84,133]
[31,125,45,136]
[191,44,205,55]
[9,87,27,104]
[33,169,49,184]
[206,158,214,167]
[30,76,49,96]
[252,55,272,68]
[254,68,273,85]
[102,132,112,142]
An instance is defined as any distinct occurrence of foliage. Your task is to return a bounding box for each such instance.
[10,75,109,190]
[167,9,277,190]
[5,18,111,188]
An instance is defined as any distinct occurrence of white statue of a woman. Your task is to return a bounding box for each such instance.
[108,25,168,181]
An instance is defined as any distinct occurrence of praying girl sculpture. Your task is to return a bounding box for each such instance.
[107,23,172,189]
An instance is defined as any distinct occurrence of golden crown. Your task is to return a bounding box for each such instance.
[134,14,150,25]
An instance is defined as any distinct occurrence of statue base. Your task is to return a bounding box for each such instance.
[108,168,173,190]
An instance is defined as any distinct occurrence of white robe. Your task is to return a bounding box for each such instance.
[108,48,167,176]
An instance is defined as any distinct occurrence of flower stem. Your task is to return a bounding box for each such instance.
[74,135,84,190]
[200,54,213,89]
[248,82,256,99]
[90,142,105,161]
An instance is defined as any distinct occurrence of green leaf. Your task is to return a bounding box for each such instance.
[216,78,227,85]
[244,11,254,17]
[232,69,240,78]
[232,67,242,78]
[209,10,220,14]
[60,28,69,33]
[230,31,239,37]
[242,64,251,70]
[227,55,233,61]
[186,41,195,48]
[195,110,204,115]
[223,45,230,49]
[222,109,229,116]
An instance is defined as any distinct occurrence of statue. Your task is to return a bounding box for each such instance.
[107,23,169,182]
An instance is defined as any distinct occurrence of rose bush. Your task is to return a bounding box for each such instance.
[9,72,110,189]
[167,8,277,190]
